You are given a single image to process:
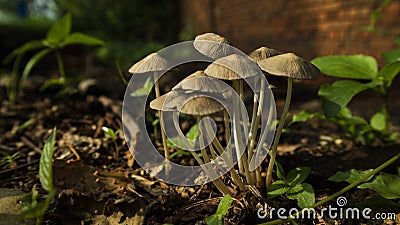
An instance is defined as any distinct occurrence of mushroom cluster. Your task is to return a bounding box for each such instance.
[128,32,319,195]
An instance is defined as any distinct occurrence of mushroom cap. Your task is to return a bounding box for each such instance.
[256,53,320,80]
[128,52,168,74]
[249,47,284,62]
[193,33,232,59]
[204,54,259,80]
[150,91,224,116]
[172,70,231,93]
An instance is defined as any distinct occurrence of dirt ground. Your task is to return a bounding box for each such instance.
[1,68,400,224]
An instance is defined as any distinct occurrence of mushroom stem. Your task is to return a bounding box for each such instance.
[204,119,246,192]
[266,77,292,189]
[174,112,232,196]
[223,110,230,147]
[154,72,170,176]
[232,80,245,175]
[247,78,265,186]
[232,80,253,184]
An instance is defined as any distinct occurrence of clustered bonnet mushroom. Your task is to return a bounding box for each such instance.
[255,52,320,189]
[150,71,245,194]
[129,32,319,197]
[128,52,171,174]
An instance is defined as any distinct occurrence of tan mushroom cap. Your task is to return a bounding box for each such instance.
[256,53,320,80]
[204,53,260,80]
[128,52,167,74]
[150,92,224,116]
[172,70,231,93]
[249,47,284,62]
[193,33,232,59]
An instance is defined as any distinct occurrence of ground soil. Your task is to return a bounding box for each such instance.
[1,69,400,225]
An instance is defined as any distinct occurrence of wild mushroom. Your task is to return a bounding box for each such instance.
[255,52,320,189]
[247,47,284,186]
[249,47,283,61]
[193,33,232,59]
[204,53,259,184]
[128,52,171,174]
[150,71,245,194]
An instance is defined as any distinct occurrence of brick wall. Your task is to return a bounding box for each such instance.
[180,0,400,64]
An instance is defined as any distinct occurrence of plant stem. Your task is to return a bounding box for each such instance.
[154,71,170,176]
[266,78,292,189]
[248,78,265,186]
[233,80,245,175]
[259,151,400,225]
[55,51,65,78]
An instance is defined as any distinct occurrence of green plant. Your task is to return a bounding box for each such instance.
[130,77,154,97]
[102,126,121,160]
[3,13,104,103]
[291,107,399,145]
[267,163,315,208]
[259,150,400,225]
[205,194,233,225]
[329,169,400,200]
[0,152,21,168]
[309,51,400,144]
[167,124,199,149]
[22,127,57,225]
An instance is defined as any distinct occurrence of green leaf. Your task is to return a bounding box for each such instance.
[205,194,232,225]
[169,150,192,159]
[354,196,400,210]
[358,173,400,199]
[22,189,56,223]
[39,77,66,91]
[286,167,311,186]
[382,48,400,64]
[205,215,223,225]
[17,118,36,131]
[2,40,45,64]
[286,183,315,208]
[290,110,323,125]
[186,124,199,142]
[215,194,233,216]
[21,48,52,90]
[60,32,105,47]
[311,55,378,80]
[130,77,154,97]
[370,173,400,193]
[318,80,377,118]
[39,128,56,192]
[378,60,400,88]
[370,112,387,132]
[267,180,288,199]
[45,13,71,45]
[275,161,286,180]
[328,169,374,183]
[102,127,116,139]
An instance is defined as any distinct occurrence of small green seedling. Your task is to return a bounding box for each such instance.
[291,107,399,145]
[0,152,21,168]
[167,124,203,160]
[267,163,315,209]
[102,126,121,160]
[22,127,57,225]
[130,77,154,97]
[167,123,199,148]
[205,194,233,225]
[329,169,400,200]
[311,52,400,142]
[3,13,104,103]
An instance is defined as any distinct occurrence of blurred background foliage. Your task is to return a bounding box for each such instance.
[0,0,181,68]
